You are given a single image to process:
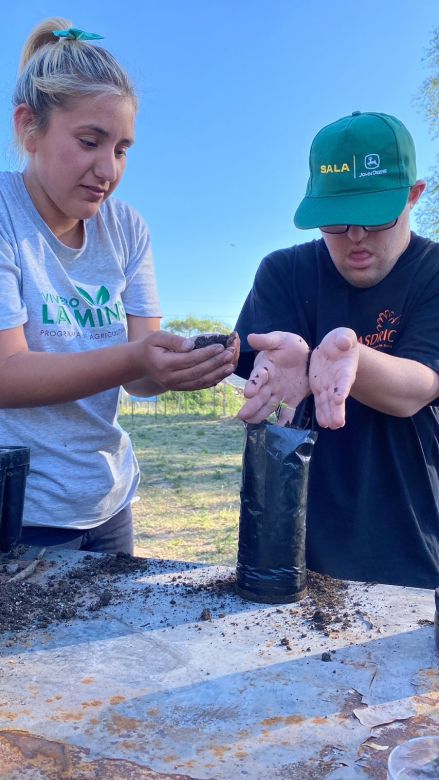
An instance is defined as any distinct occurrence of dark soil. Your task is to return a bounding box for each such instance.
[193,332,237,349]
[177,569,349,628]
[304,569,351,632]
[0,549,355,642]
[171,567,353,641]
[0,551,150,635]
[177,572,237,598]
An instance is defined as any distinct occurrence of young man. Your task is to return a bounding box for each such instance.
[235,111,439,589]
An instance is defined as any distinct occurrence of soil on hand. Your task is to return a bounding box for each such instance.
[193,332,237,349]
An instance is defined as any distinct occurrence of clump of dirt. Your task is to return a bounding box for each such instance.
[304,570,351,633]
[0,552,150,635]
[65,552,149,582]
[193,332,238,349]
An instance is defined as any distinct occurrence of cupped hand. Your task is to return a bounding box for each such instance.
[237,331,311,425]
[309,327,359,429]
[137,330,237,391]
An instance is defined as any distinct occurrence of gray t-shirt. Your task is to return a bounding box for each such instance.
[0,171,161,529]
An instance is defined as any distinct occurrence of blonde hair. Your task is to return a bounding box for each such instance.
[14,17,137,141]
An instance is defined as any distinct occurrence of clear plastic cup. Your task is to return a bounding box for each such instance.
[387,736,439,778]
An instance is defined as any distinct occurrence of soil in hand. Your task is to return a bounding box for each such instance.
[193,332,238,349]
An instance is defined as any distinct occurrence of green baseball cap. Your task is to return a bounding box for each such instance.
[294,111,417,229]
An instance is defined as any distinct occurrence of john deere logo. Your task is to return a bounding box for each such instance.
[365,154,380,170]
[359,153,387,178]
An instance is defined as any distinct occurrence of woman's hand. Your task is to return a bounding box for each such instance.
[134,330,238,391]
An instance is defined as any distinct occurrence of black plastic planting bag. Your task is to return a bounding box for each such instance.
[236,422,317,604]
[0,446,30,553]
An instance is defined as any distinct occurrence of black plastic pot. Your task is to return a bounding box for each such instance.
[0,446,30,553]
[236,421,317,604]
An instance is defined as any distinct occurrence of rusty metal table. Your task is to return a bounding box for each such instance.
[0,549,438,779]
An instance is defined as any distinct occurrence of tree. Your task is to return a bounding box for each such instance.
[415,26,439,241]
[416,26,439,138]
[156,315,239,416]
[163,315,231,336]
[415,168,439,242]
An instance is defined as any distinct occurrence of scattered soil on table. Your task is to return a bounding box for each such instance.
[0,549,357,642]
[0,551,150,635]
[177,568,350,632]
[178,572,237,597]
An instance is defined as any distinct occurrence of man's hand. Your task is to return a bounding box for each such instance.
[309,328,359,429]
[136,330,237,391]
[237,331,310,425]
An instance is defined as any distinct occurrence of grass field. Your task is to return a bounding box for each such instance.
[119,410,245,565]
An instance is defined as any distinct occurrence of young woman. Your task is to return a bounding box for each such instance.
[0,18,237,553]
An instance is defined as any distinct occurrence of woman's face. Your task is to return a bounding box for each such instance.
[22,94,135,236]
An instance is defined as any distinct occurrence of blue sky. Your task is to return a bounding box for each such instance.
[1,2,437,328]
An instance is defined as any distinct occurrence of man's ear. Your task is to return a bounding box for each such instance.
[408,180,427,208]
[13,103,38,154]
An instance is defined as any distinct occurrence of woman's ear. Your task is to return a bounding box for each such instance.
[14,104,38,154]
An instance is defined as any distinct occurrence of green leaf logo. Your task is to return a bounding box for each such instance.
[96,286,110,305]
[76,286,95,305]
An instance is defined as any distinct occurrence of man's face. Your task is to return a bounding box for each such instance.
[320,183,425,288]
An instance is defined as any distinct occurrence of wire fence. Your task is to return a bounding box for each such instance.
[119,380,245,420]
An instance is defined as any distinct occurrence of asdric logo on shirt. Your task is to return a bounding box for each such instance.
[357,309,400,349]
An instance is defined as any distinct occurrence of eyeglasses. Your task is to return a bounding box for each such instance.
[320,218,398,235]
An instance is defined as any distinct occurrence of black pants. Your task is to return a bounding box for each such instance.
[20,504,134,554]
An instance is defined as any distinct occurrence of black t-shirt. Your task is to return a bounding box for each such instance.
[235,233,439,588]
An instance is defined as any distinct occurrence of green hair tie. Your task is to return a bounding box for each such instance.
[52,28,104,41]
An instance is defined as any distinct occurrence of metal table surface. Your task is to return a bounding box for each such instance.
[0,548,438,779]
